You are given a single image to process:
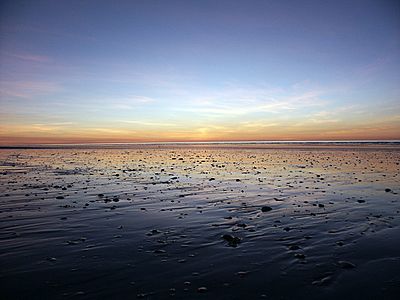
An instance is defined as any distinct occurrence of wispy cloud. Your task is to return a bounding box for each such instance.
[122,120,177,127]
[107,95,157,110]
[307,111,339,124]
[8,53,52,63]
[91,128,130,134]
[3,24,96,42]
[177,87,326,116]
[32,122,75,126]
[130,95,156,103]
[240,121,279,128]
[0,80,60,98]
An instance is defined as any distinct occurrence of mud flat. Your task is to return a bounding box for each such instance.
[1,144,399,299]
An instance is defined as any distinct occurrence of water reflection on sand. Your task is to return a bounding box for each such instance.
[1,144,399,299]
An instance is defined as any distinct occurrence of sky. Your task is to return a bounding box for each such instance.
[1,0,399,144]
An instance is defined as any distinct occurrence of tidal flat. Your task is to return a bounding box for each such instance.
[1,143,399,299]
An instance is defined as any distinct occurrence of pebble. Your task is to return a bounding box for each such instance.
[222,234,241,247]
[294,253,306,259]
[312,276,331,286]
[261,206,272,212]
[47,257,57,262]
[236,271,249,277]
[338,260,356,269]
[154,249,166,254]
[197,287,208,293]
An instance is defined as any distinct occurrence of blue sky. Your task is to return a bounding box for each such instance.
[1,0,399,143]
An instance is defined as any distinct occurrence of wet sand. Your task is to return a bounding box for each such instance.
[1,144,399,299]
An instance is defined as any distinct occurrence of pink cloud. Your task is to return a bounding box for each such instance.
[0,80,60,98]
[10,53,52,63]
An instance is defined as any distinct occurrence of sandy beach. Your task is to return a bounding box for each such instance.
[1,144,399,299]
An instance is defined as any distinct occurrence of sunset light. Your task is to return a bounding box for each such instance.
[1,1,399,144]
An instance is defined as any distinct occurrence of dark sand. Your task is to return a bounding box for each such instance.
[1,144,399,299]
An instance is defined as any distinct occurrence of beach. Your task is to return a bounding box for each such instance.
[1,143,399,299]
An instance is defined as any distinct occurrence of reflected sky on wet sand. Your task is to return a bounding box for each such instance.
[1,144,399,299]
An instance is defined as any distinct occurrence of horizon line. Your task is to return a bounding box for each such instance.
[1,139,400,148]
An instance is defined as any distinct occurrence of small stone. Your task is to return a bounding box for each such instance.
[338,260,356,269]
[75,291,85,296]
[197,287,207,293]
[312,276,331,286]
[222,234,241,247]
[236,271,248,277]
[385,188,391,192]
[154,249,166,254]
[294,253,306,259]
[261,206,272,212]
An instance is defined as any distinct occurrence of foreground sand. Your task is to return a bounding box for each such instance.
[1,144,399,299]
